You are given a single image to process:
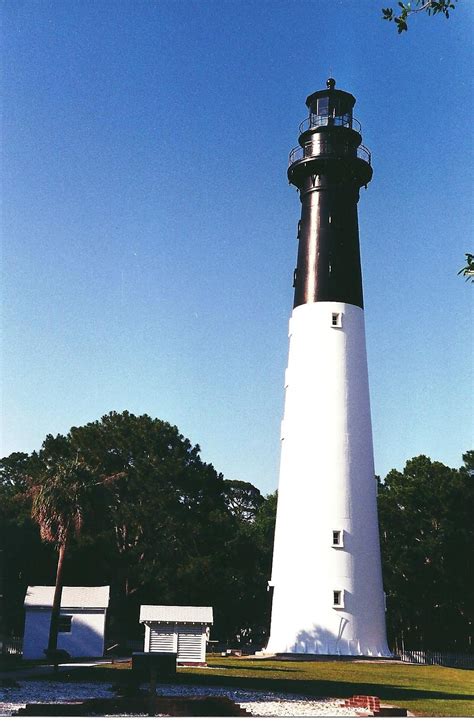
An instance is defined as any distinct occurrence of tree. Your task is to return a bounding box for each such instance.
[52,411,241,640]
[215,490,277,646]
[382,1,458,33]
[458,253,474,282]
[378,453,474,651]
[29,457,96,661]
[223,479,265,522]
[0,452,53,638]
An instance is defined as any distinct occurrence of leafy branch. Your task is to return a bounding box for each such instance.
[458,253,474,283]
[382,1,458,33]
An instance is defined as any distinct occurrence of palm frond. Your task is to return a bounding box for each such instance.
[30,458,94,549]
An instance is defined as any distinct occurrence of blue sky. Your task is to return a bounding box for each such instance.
[2,0,473,494]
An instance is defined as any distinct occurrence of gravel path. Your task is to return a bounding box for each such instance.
[0,679,369,716]
[152,683,365,716]
[0,681,116,716]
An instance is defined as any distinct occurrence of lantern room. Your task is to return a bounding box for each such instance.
[305,78,357,130]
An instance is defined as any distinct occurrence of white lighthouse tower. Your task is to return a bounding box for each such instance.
[266,80,390,657]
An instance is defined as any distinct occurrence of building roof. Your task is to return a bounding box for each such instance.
[139,605,213,624]
[24,586,110,610]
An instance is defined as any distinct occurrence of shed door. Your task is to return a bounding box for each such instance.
[177,628,203,662]
[149,625,175,653]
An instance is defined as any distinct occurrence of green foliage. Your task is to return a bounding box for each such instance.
[30,459,94,547]
[382,1,458,33]
[0,453,56,632]
[378,453,474,650]
[223,479,264,522]
[62,412,235,633]
[0,411,277,644]
[26,455,109,656]
[458,253,474,282]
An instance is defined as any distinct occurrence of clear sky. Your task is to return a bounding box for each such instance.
[2,0,473,494]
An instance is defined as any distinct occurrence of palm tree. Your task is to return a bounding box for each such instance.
[30,457,94,661]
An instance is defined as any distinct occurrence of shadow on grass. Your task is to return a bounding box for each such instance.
[179,671,474,704]
[20,665,474,706]
[208,665,300,673]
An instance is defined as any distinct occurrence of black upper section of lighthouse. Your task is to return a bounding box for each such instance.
[288,79,372,310]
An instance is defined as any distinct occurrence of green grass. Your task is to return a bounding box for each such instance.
[182,657,474,717]
[21,656,474,717]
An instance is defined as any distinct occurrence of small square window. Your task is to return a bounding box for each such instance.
[333,590,344,608]
[58,615,72,633]
[331,312,342,328]
[332,530,343,547]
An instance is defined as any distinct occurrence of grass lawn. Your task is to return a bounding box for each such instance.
[20,656,473,717]
[180,656,474,717]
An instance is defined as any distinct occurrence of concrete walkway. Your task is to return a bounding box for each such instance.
[0,658,130,681]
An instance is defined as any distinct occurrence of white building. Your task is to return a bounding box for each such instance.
[140,605,213,665]
[23,585,110,660]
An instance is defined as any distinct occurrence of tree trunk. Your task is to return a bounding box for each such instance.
[46,542,67,660]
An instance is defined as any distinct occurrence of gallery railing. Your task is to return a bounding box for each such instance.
[288,141,371,167]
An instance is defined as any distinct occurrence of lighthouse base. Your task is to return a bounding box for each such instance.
[265,630,391,657]
[264,648,392,657]
[266,302,390,660]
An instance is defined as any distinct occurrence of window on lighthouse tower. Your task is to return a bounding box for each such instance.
[331,312,342,328]
[333,590,344,608]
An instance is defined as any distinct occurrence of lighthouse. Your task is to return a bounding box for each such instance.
[266,80,390,657]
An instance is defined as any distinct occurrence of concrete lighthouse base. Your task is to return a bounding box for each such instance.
[266,301,390,657]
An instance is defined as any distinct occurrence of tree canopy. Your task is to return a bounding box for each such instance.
[30,458,94,548]
[378,452,473,650]
[1,411,275,646]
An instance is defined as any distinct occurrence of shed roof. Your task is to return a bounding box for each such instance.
[24,586,110,609]
[140,605,213,624]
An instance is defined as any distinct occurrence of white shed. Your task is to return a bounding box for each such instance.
[140,605,213,665]
[23,586,110,660]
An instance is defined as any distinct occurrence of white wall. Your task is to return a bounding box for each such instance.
[22,609,106,659]
[267,302,390,656]
[23,610,50,660]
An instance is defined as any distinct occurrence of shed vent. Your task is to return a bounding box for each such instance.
[149,625,174,653]
[177,630,202,662]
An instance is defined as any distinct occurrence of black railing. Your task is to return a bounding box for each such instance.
[288,141,371,167]
[299,113,362,135]
[393,648,474,670]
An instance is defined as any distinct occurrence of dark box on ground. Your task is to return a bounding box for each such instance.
[132,651,177,679]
